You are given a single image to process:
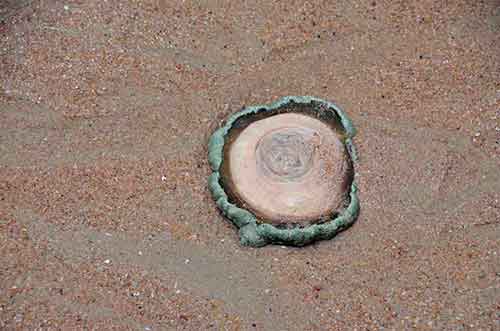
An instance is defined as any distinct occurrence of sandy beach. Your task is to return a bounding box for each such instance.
[1,1,499,330]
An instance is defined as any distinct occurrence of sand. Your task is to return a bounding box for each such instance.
[1,1,499,330]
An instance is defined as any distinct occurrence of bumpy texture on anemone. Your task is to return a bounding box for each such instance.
[208,96,359,247]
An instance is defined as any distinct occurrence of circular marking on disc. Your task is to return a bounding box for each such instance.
[257,127,317,180]
[226,113,350,223]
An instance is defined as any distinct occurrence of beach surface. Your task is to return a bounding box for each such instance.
[1,1,499,330]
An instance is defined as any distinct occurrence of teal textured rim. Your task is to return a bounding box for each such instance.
[208,96,359,247]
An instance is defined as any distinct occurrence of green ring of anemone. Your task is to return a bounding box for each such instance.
[208,96,360,247]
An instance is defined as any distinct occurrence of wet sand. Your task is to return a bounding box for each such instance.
[1,1,499,330]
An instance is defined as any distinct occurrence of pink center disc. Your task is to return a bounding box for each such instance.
[226,113,351,224]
